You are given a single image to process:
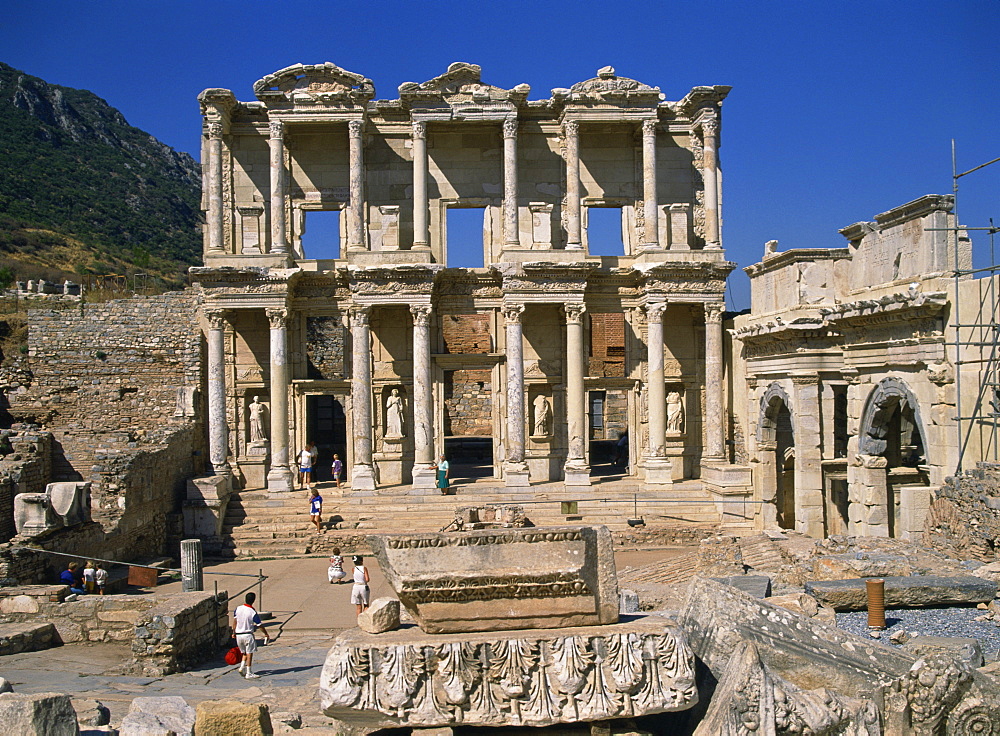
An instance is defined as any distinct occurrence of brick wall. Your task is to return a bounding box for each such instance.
[589,312,626,377]
[442,313,492,354]
[306,316,346,379]
[444,369,493,436]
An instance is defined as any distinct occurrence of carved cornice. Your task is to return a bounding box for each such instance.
[790,374,819,386]
[633,261,734,295]
[347,264,443,299]
[821,289,947,329]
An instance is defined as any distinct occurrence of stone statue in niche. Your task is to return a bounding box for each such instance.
[666,391,684,433]
[248,396,268,442]
[385,388,405,438]
[532,394,552,436]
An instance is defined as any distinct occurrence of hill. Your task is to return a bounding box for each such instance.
[0,61,203,289]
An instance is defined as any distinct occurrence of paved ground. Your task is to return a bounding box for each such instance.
[1,548,689,728]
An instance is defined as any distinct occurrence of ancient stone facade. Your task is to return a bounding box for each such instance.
[195,61,743,497]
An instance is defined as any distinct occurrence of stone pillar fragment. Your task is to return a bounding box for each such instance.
[502,117,519,247]
[181,539,204,592]
[268,120,288,254]
[266,308,294,492]
[206,122,225,253]
[563,120,582,250]
[351,306,376,490]
[703,302,725,460]
[564,303,591,487]
[348,119,365,251]
[205,309,230,476]
[411,121,428,248]
[701,117,721,249]
[503,303,529,487]
[792,374,825,537]
[411,305,436,491]
[643,302,672,486]
[641,119,659,250]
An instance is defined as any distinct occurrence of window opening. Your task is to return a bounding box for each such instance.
[586,207,625,256]
[447,207,486,268]
[302,210,341,260]
[589,391,606,439]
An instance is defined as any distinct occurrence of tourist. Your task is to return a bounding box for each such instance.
[332,453,343,488]
[82,560,96,594]
[94,563,108,595]
[614,431,629,470]
[434,454,450,494]
[60,562,85,595]
[232,592,270,679]
[298,440,317,489]
[309,488,323,532]
[351,555,370,615]
[328,547,346,584]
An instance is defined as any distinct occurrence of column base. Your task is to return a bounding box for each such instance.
[411,464,438,494]
[351,464,377,492]
[265,466,295,493]
[642,456,674,488]
[565,242,583,250]
[705,241,722,250]
[563,461,592,488]
[504,462,530,488]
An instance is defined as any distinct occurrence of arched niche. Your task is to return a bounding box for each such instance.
[858,377,927,464]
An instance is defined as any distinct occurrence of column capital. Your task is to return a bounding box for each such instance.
[700,116,719,138]
[502,303,525,325]
[204,309,229,330]
[642,118,658,137]
[563,119,579,137]
[563,302,587,324]
[268,120,285,140]
[410,304,433,326]
[266,307,288,329]
[502,117,519,139]
[704,302,724,323]
[207,122,224,140]
[350,304,371,327]
[348,119,365,137]
[790,373,820,386]
[644,301,667,323]
[412,120,426,140]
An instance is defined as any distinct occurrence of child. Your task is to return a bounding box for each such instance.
[328,547,345,584]
[83,561,96,594]
[351,555,370,615]
[298,440,317,489]
[309,488,323,532]
[332,454,343,489]
[94,563,108,595]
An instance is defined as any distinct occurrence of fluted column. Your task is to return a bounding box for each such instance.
[641,119,659,250]
[348,119,365,251]
[701,117,720,249]
[350,306,376,490]
[704,302,725,459]
[503,117,519,247]
[268,120,288,254]
[503,303,529,487]
[645,302,667,456]
[265,308,294,491]
[205,309,230,476]
[412,121,428,248]
[563,120,582,250]
[411,304,436,491]
[564,303,591,486]
[206,123,225,253]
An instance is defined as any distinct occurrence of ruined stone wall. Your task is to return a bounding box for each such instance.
[923,464,1000,561]
[0,429,52,542]
[306,315,346,379]
[444,369,492,436]
[131,590,230,676]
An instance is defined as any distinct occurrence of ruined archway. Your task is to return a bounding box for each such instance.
[757,384,795,530]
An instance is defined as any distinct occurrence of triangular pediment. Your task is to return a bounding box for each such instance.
[253,62,375,106]
[399,62,529,109]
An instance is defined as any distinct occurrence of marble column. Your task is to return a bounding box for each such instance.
[503,117,519,247]
[268,120,288,254]
[411,304,436,491]
[503,303,529,487]
[564,303,591,486]
[265,308,294,492]
[563,120,583,250]
[350,306,377,490]
[206,122,225,253]
[703,302,725,460]
[701,117,721,249]
[348,119,365,251]
[641,119,659,250]
[792,374,825,538]
[412,121,428,249]
[205,309,230,476]
[643,301,673,486]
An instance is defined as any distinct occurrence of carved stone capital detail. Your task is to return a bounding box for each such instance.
[268,120,284,140]
[349,305,371,328]
[642,118,658,137]
[348,119,364,137]
[207,122,224,140]
[410,304,432,326]
[564,303,587,324]
[502,117,518,139]
[563,120,579,137]
[266,307,288,329]
[701,117,719,138]
[411,121,426,140]
[645,302,667,323]
[704,302,724,323]
[502,303,525,325]
[204,309,229,331]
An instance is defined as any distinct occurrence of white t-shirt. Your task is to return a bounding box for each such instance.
[234,604,262,635]
[299,448,316,469]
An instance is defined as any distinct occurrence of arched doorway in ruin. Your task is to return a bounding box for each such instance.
[857,377,930,537]
[757,384,795,530]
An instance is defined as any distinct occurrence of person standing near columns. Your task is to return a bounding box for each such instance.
[703,302,725,460]
[563,120,582,250]
[347,119,365,252]
[410,304,436,490]
[350,306,377,490]
[266,307,294,491]
[268,120,288,254]
[641,118,659,250]
[206,122,225,253]
[701,116,721,250]
[205,309,230,477]
[502,117,519,248]
[502,303,529,487]
[411,121,428,249]
[563,302,591,486]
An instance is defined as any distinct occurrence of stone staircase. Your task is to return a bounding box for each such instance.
[737,533,789,572]
[618,550,702,587]
[219,478,726,559]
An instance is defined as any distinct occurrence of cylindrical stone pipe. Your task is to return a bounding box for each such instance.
[866,578,886,629]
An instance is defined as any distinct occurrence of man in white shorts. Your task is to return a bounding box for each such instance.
[232,592,271,679]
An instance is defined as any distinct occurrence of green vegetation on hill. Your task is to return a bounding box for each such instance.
[0,61,203,288]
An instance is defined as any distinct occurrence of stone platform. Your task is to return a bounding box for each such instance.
[319,614,697,730]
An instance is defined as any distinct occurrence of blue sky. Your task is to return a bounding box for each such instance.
[3,0,997,309]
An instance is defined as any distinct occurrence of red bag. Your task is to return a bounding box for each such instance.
[224,646,242,666]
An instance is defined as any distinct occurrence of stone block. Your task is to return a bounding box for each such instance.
[0,692,78,736]
[357,597,400,634]
[903,635,984,667]
[619,588,640,613]
[765,592,820,618]
[369,525,619,633]
[804,575,998,611]
[0,595,40,614]
[122,696,195,736]
[194,700,272,736]
[710,575,771,598]
[73,699,111,727]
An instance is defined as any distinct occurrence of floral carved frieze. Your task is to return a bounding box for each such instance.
[320,620,697,729]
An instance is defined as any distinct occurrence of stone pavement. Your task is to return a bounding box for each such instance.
[0,549,685,728]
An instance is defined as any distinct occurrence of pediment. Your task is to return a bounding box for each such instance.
[399,62,529,109]
[253,63,375,106]
[559,66,663,103]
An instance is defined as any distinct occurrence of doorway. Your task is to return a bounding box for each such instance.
[307,395,347,482]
